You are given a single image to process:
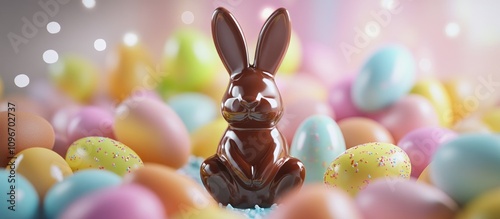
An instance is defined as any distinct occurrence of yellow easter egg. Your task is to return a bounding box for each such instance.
[278,31,301,75]
[411,78,453,127]
[191,118,227,158]
[482,108,500,132]
[108,43,158,102]
[172,206,246,219]
[49,56,98,102]
[458,187,500,219]
[417,163,433,185]
[65,137,143,176]
[324,142,411,196]
[8,147,73,198]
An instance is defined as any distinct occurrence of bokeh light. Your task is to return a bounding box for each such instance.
[43,50,59,64]
[82,0,96,9]
[181,11,195,24]
[94,39,107,51]
[46,21,61,34]
[14,74,30,88]
[123,32,138,46]
[445,22,461,38]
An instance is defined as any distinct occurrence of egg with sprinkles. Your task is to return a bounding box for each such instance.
[324,142,411,196]
[65,137,143,176]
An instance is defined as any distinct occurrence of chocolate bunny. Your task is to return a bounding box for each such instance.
[200,7,305,208]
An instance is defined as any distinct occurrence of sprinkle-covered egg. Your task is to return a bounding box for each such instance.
[0,169,39,219]
[430,133,500,205]
[65,137,143,176]
[44,170,122,219]
[352,45,416,112]
[324,142,411,196]
[410,78,453,127]
[9,147,73,198]
[458,187,500,219]
[290,115,346,183]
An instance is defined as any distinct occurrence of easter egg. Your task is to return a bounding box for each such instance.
[324,142,411,196]
[107,43,158,102]
[482,108,500,132]
[278,74,328,104]
[290,115,346,183]
[123,163,216,218]
[0,111,55,166]
[167,92,218,133]
[159,29,220,97]
[417,163,433,185]
[60,184,166,219]
[369,95,440,142]
[114,97,191,169]
[48,55,98,102]
[0,95,49,119]
[191,118,227,158]
[452,113,492,134]
[458,187,500,219]
[66,106,115,144]
[65,137,143,176]
[9,147,73,198]
[278,31,301,75]
[327,74,364,120]
[279,98,334,145]
[397,127,457,178]
[356,179,458,219]
[51,105,80,135]
[338,117,394,149]
[44,170,122,219]
[410,78,453,127]
[352,45,416,112]
[430,133,500,205]
[0,169,39,219]
[172,206,246,219]
[269,184,362,219]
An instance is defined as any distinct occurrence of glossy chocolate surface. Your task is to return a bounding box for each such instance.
[200,7,305,208]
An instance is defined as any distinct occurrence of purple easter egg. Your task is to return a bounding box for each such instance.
[328,74,363,120]
[66,106,115,144]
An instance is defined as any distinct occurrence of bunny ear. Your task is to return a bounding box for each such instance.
[254,8,291,75]
[212,7,249,75]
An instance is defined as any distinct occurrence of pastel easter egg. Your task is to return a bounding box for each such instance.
[338,117,394,149]
[65,137,143,176]
[60,184,166,219]
[278,31,301,75]
[52,133,71,157]
[1,111,55,166]
[269,184,362,219]
[430,134,500,205]
[114,97,190,169]
[324,142,411,196]
[51,105,81,135]
[107,43,157,102]
[159,29,220,97]
[167,92,218,133]
[327,74,364,120]
[279,98,334,145]
[482,108,500,132]
[398,127,457,178]
[369,95,440,142]
[452,113,492,134]
[417,163,433,185]
[49,55,98,102]
[352,45,416,112]
[290,115,346,183]
[278,74,328,104]
[66,106,115,144]
[356,179,458,219]
[44,170,122,219]
[172,206,246,219]
[0,95,49,119]
[191,118,227,159]
[123,163,216,218]
[410,78,453,127]
[0,169,39,219]
[458,187,500,219]
[9,147,73,198]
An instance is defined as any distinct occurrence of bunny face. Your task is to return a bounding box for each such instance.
[222,68,283,128]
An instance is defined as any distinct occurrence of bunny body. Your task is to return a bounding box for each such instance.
[200,7,305,208]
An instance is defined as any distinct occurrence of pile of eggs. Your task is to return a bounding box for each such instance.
[1,28,500,219]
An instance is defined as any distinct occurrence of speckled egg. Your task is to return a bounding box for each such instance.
[290,115,346,183]
[65,137,143,176]
[324,142,411,196]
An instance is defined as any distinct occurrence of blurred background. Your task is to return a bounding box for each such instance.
[1,0,499,96]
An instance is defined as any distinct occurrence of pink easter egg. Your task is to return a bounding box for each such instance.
[398,127,458,178]
[355,179,458,219]
[328,74,364,120]
[52,134,71,157]
[59,184,166,219]
[278,98,334,145]
[51,105,81,135]
[277,74,328,104]
[66,106,115,144]
[368,95,439,142]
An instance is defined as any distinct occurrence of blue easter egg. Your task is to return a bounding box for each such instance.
[290,115,346,183]
[0,169,39,219]
[430,133,500,205]
[167,92,218,133]
[352,45,416,112]
[44,169,122,219]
